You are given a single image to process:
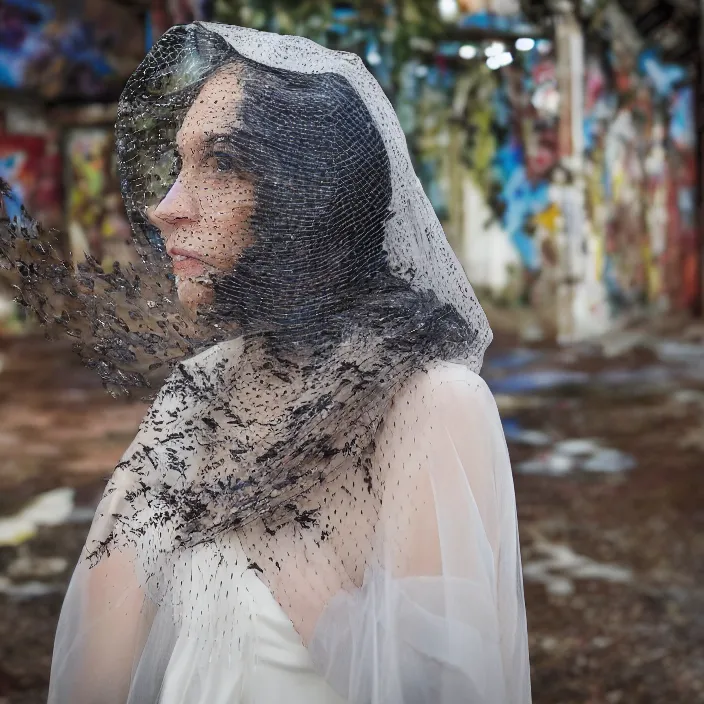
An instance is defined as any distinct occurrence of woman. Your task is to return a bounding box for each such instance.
[13,22,530,704]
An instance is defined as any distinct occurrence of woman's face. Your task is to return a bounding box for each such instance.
[148,66,255,315]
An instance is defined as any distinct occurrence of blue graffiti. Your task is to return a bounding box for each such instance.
[0,154,25,222]
[670,85,694,149]
[458,10,537,36]
[638,48,686,99]
[0,0,128,96]
[493,131,551,272]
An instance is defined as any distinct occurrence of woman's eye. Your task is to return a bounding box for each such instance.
[213,151,237,173]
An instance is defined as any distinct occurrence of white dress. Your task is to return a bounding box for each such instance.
[157,534,345,704]
[48,349,530,703]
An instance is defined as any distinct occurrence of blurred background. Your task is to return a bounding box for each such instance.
[0,0,703,702]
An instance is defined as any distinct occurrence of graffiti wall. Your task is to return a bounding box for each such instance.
[0,0,144,100]
[662,80,697,310]
[583,43,697,318]
[451,20,696,336]
[0,133,62,230]
[65,128,133,268]
[453,38,563,323]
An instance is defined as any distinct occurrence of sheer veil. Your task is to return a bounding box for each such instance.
[0,22,530,703]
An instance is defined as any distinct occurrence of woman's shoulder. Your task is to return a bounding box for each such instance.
[390,361,492,412]
[378,362,498,448]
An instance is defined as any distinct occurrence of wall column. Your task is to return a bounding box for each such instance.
[554,1,587,342]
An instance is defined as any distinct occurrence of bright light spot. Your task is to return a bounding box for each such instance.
[532,84,560,114]
[484,41,506,58]
[367,49,382,65]
[438,0,459,21]
[486,51,513,70]
[459,44,478,60]
[537,39,553,54]
[415,64,429,77]
[515,37,535,52]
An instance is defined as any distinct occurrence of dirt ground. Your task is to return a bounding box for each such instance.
[0,330,703,703]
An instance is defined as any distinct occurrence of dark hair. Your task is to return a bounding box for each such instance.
[211,49,395,337]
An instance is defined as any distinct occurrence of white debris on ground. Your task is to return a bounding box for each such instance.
[517,437,636,476]
[0,488,75,546]
[7,554,68,580]
[0,488,98,600]
[0,576,62,599]
[522,539,633,596]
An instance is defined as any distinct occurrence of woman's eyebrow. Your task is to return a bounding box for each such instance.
[202,130,248,149]
[174,126,247,156]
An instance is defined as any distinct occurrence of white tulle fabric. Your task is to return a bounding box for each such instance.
[308,362,530,704]
[49,343,530,703]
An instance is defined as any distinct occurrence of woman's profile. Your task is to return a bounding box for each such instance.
[5,22,531,704]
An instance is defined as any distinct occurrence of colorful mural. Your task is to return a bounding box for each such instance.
[583,43,697,317]
[0,133,62,230]
[455,40,562,308]
[666,84,697,309]
[451,18,696,332]
[408,64,456,219]
[0,136,62,335]
[65,128,133,269]
[0,0,144,99]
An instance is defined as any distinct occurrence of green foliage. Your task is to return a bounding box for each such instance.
[212,0,445,55]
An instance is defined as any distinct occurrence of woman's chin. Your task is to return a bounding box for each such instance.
[176,277,214,317]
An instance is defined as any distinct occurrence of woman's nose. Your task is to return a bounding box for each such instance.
[147,178,198,230]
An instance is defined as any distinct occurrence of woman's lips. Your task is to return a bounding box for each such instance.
[171,255,208,278]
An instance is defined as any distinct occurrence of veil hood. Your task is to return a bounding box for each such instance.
[116,21,492,359]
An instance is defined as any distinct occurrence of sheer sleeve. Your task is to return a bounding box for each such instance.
[47,468,166,704]
[48,548,150,703]
[309,365,531,703]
